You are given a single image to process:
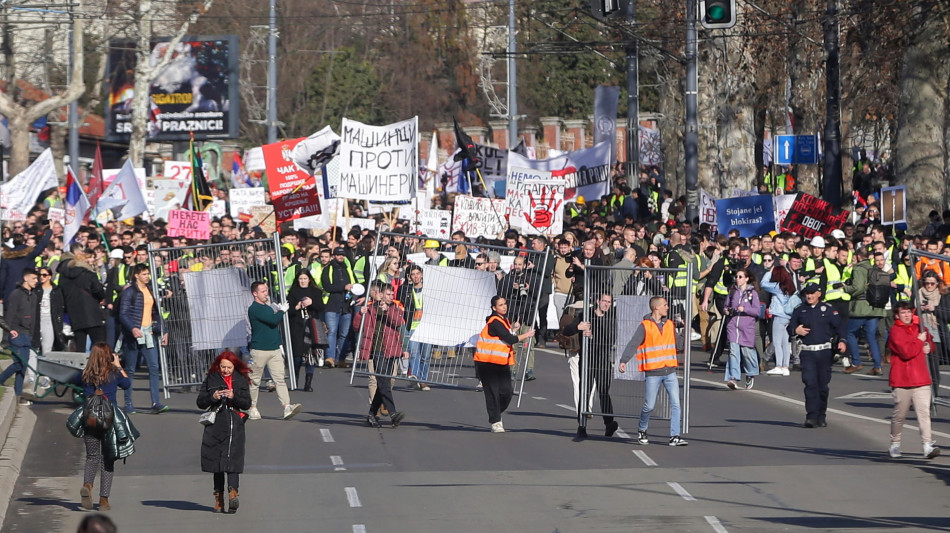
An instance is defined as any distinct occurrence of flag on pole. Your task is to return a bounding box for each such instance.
[96,160,147,220]
[231,151,252,188]
[0,148,57,217]
[189,131,213,211]
[63,166,89,245]
[88,141,104,210]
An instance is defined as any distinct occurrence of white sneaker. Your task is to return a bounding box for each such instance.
[888,443,901,458]
[490,421,505,433]
[924,442,941,459]
[766,367,784,375]
[782,367,790,376]
[248,407,261,420]
[690,331,702,341]
[283,403,303,420]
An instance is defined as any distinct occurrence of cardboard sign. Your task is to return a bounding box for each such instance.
[781,192,849,239]
[879,185,906,225]
[167,209,211,240]
[230,187,267,218]
[519,179,564,236]
[415,209,452,238]
[338,117,418,201]
[48,207,65,225]
[716,195,775,237]
[772,193,795,231]
[506,167,553,230]
[262,138,321,223]
[162,160,193,181]
[249,205,276,235]
[699,189,718,232]
[452,196,507,239]
[150,178,189,221]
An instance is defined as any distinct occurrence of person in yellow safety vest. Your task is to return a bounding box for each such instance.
[820,243,852,329]
[566,195,586,220]
[36,242,61,284]
[280,247,301,289]
[806,236,827,285]
[893,255,913,302]
[397,265,433,389]
[618,296,688,446]
[105,247,135,347]
[796,241,820,285]
[321,246,358,369]
[474,296,535,433]
[422,240,448,266]
[310,248,332,297]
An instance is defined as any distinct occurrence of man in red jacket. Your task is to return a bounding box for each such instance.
[887,302,940,459]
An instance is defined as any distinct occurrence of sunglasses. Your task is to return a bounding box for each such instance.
[763,258,774,262]
[40,273,50,278]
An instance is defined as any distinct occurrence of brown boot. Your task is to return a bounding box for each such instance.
[80,483,93,510]
[213,491,224,513]
[98,496,111,511]
[227,487,239,514]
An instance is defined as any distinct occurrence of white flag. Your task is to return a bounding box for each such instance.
[292,126,341,175]
[0,148,57,217]
[97,160,147,220]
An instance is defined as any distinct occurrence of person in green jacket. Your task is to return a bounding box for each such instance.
[842,247,887,375]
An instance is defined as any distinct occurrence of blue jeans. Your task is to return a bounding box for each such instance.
[846,317,881,368]
[122,333,162,407]
[771,315,791,367]
[726,342,759,381]
[407,331,432,381]
[638,371,682,437]
[324,311,352,363]
[0,333,30,396]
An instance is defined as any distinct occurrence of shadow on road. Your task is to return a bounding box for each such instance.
[16,496,83,512]
[141,500,211,512]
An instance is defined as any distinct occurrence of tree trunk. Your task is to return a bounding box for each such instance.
[652,54,684,197]
[787,0,824,196]
[893,4,950,230]
[697,37,721,196]
[716,4,757,194]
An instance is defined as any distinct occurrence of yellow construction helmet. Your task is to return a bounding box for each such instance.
[576,195,586,205]
[423,239,440,249]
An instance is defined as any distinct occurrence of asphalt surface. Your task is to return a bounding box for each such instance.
[3,346,950,532]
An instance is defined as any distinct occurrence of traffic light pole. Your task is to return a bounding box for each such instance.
[625,0,639,180]
[685,0,699,222]
[822,0,842,208]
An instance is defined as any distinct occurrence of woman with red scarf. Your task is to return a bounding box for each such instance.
[197,351,252,513]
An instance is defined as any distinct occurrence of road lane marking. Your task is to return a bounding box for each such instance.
[705,516,728,533]
[352,525,367,533]
[668,482,696,501]
[532,396,547,400]
[616,428,630,439]
[345,487,362,507]
[690,377,950,439]
[632,450,657,466]
[321,428,334,443]
[556,404,576,412]
[331,455,346,471]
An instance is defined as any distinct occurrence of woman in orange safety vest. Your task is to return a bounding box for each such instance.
[474,296,536,433]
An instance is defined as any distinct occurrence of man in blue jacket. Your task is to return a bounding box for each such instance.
[119,264,168,414]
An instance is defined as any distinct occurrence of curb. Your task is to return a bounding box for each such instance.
[0,374,38,528]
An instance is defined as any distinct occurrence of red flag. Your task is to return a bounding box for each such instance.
[88,141,104,211]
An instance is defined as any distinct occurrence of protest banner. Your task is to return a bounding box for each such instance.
[416,209,452,238]
[699,189,718,233]
[0,148,57,219]
[262,138,321,223]
[506,141,611,203]
[731,188,758,198]
[879,185,907,225]
[150,178,189,221]
[452,196,507,239]
[772,193,795,231]
[506,167,552,229]
[519,179,565,236]
[162,160,192,181]
[230,187,267,218]
[48,207,65,225]
[781,192,849,239]
[167,209,211,240]
[716,195,776,237]
[338,116,418,201]
[249,206,276,234]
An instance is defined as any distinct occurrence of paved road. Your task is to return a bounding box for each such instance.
[3,347,950,532]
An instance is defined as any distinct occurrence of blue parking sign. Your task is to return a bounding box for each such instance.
[774,134,819,165]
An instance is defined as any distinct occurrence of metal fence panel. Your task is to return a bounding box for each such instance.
[907,248,949,408]
[577,263,692,433]
[349,232,549,404]
[149,234,293,396]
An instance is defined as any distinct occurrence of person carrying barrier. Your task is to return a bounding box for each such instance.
[245,281,303,421]
[563,292,619,439]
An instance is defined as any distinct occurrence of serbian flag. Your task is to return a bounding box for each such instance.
[231,151,252,188]
[64,167,90,245]
[88,141,104,210]
[852,190,867,209]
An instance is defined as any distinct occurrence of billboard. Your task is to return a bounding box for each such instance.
[105,35,239,142]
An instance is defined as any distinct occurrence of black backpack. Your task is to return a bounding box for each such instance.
[82,389,115,433]
[865,268,891,309]
[556,306,581,353]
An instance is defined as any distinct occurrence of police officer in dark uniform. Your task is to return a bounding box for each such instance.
[787,283,847,428]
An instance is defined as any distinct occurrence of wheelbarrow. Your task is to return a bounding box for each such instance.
[23,350,88,405]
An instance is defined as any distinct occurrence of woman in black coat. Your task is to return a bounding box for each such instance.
[287,270,325,391]
[196,351,252,514]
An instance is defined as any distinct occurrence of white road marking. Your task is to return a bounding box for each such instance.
[556,403,576,412]
[331,455,346,471]
[615,428,630,439]
[345,487,362,507]
[352,525,367,533]
[705,516,729,533]
[632,450,657,466]
[320,428,334,443]
[532,396,547,400]
[690,376,950,439]
[667,481,696,502]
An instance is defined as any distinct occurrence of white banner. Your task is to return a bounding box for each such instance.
[506,167,552,229]
[0,148,57,217]
[772,193,795,231]
[452,196,507,239]
[338,116,418,201]
[506,141,611,204]
[415,208,451,238]
[229,187,267,218]
[518,179,564,236]
[162,160,192,181]
[409,266,498,347]
[700,188,718,232]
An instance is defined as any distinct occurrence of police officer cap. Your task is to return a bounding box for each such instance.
[332,246,346,255]
[801,283,822,294]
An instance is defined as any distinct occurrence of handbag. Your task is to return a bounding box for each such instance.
[303,349,318,367]
[199,404,221,426]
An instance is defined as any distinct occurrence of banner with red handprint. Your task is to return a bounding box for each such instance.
[519,179,564,236]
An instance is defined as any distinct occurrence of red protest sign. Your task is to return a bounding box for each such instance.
[262,138,322,224]
[167,209,211,240]
[780,192,849,239]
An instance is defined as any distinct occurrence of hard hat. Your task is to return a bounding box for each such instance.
[109,248,125,260]
[831,229,846,239]
[423,239,440,249]
[810,236,826,248]
[576,195,586,205]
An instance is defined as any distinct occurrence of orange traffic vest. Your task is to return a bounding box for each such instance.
[636,318,678,372]
[474,315,516,366]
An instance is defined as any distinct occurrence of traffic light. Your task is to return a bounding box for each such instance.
[700,0,736,29]
[590,0,622,21]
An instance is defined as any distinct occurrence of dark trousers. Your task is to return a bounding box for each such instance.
[536,291,551,333]
[74,326,106,352]
[800,349,833,421]
[213,472,240,491]
[369,355,397,416]
[475,361,513,424]
[581,364,614,426]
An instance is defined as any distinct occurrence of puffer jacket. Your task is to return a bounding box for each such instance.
[887,314,934,389]
[57,255,106,330]
[0,230,52,303]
